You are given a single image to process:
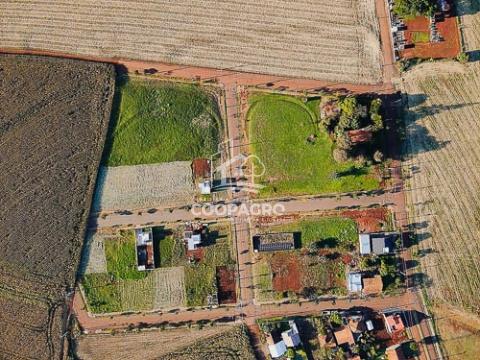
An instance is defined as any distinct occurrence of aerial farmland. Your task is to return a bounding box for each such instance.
[0,0,382,84]
[0,55,114,359]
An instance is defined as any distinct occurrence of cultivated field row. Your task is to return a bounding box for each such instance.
[458,0,480,52]
[403,62,480,314]
[0,0,382,84]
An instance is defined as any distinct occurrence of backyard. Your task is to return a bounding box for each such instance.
[253,216,358,302]
[103,79,223,166]
[247,93,379,197]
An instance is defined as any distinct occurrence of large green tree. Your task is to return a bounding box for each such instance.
[393,0,437,17]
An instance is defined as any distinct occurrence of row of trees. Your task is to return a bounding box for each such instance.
[393,0,437,18]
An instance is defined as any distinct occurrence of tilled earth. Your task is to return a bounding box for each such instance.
[0,54,115,359]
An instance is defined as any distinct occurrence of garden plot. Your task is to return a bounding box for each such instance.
[152,266,186,309]
[93,162,195,211]
[1,0,382,84]
[402,62,480,314]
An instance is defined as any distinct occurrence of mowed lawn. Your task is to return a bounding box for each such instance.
[248,94,379,196]
[104,80,222,166]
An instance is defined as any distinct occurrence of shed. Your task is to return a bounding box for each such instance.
[192,158,211,179]
[253,232,295,252]
[359,233,371,255]
[347,272,363,292]
[334,326,355,346]
[359,232,397,255]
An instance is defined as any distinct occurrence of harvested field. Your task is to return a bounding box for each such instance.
[0,0,382,84]
[75,326,233,360]
[216,266,237,304]
[93,162,195,212]
[0,54,114,359]
[270,253,302,292]
[162,326,256,360]
[458,0,480,54]
[152,266,186,309]
[402,62,480,315]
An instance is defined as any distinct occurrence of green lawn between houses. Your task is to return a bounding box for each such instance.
[103,79,223,166]
[247,93,379,197]
[82,224,235,312]
[411,31,430,44]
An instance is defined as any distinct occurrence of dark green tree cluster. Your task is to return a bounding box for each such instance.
[393,0,437,18]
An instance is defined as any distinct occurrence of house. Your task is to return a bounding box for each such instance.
[281,320,302,347]
[192,158,212,194]
[184,222,207,251]
[362,275,383,295]
[347,272,363,292]
[359,232,398,255]
[385,344,406,360]
[383,313,405,335]
[135,227,155,271]
[334,326,356,347]
[266,333,287,358]
[253,232,295,252]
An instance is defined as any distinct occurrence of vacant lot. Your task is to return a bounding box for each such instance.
[103,80,222,166]
[403,62,480,315]
[93,162,195,211]
[162,326,256,360]
[1,0,382,84]
[75,326,234,360]
[248,93,379,196]
[0,54,114,359]
[458,0,480,54]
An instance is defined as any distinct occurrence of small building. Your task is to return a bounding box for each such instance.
[334,326,356,347]
[192,158,212,195]
[281,320,302,347]
[363,275,383,295]
[266,334,287,358]
[347,272,363,293]
[385,344,406,360]
[253,232,295,252]
[135,227,155,271]
[359,232,398,255]
[184,222,207,251]
[383,313,405,336]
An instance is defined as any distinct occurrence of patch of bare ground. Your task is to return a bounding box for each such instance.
[0,0,382,84]
[402,62,480,314]
[0,54,115,359]
[75,325,233,360]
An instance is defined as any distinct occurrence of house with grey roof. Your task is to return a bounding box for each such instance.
[359,232,399,255]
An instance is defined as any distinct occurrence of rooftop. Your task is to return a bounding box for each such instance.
[253,232,295,252]
[334,326,356,346]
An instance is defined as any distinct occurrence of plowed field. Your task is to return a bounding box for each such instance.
[0,54,115,359]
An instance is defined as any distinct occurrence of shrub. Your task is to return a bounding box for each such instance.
[456,52,469,64]
[329,311,343,327]
[333,148,349,163]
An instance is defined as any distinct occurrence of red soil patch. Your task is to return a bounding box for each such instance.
[186,248,204,262]
[342,207,388,233]
[347,129,373,144]
[400,15,460,59]
[270,253,302,292]
[216,266,237,304]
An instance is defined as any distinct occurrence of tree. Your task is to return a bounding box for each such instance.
[329,311,343,327]
[393,0,437,18]
[371,113,383,130]
[457,52,469,64]
[336,133,352,151]
[358,256,370,270]
[369,98,382,116]
[286,348,296,359]
[380,259,390,277]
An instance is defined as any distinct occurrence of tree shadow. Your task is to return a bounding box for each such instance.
[337,166,369,177]
[455,0,480,16]
[408,272,433,288]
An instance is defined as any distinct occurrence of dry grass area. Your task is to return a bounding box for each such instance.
[92,162,195,212]
[152,266,186,308]
[403,62,480,314]
[1,0,382,84]
[79,232,107,275]
[75,326,233,360]
[0,54,114,359]
[458,0,480,54]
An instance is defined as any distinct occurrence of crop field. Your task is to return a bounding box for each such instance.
[162,326,256,360]
[103,80,222,167]
[248,93,379,197]
[458,0,480,54]
[402,62,480,315]
[93,162,195,211]
[1,0,382,84]
[253,216,355,301]
[0,54,114,358]
[75,326,234,360]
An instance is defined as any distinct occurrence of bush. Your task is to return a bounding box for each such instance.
[329,311,343,327]
[456,52,469,64]
[333,148,349,163]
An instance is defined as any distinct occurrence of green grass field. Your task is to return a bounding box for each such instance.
[247,93,379,196]
[412,31,430,44]
[262,217,358,249]
[103,80,222,166]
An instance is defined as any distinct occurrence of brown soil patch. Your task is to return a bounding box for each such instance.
[270,253,302,292]
[186,248,204,262]
[216,266,237,305]
[341,207,388,233]
[400,15,460,59]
